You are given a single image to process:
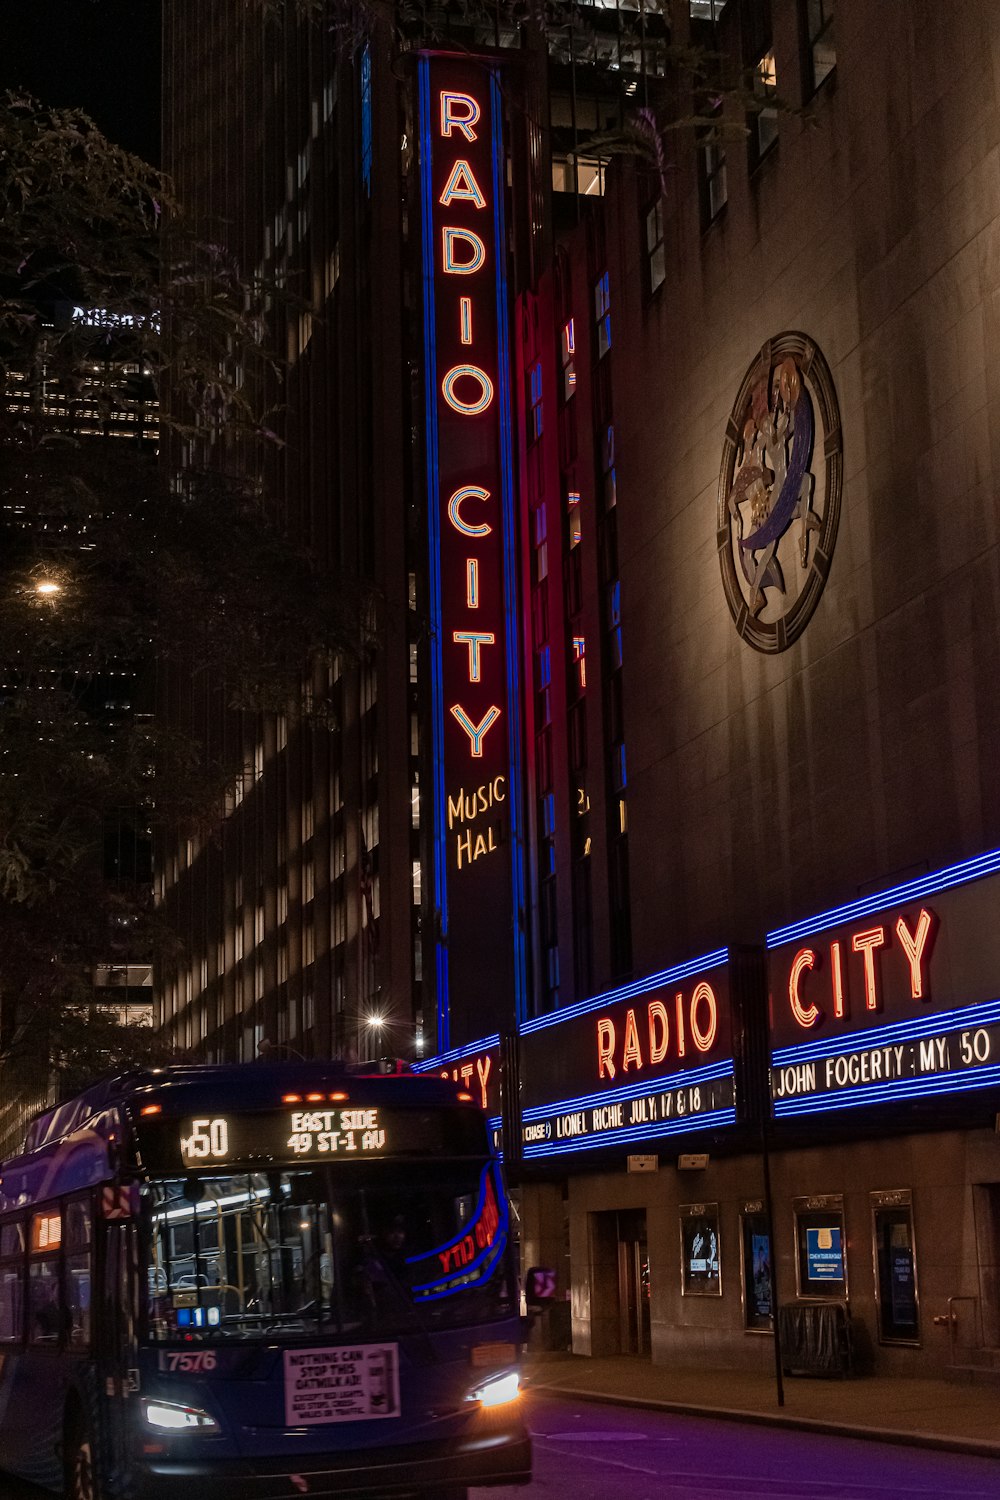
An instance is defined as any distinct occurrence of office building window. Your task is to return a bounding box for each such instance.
[532,503,548,583]
[359,45,373,193]
[699,132,728,226]
[803,0,836,93]
[751,50,779,164]
[561,319,577,399]
[566,490,582,550]
[645,200,666,294]
[527,360,543,441]
[594,272,611,358]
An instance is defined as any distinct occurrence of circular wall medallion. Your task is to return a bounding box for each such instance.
[717,332,843,653]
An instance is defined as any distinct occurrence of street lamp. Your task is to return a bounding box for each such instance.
[34,580,61,597]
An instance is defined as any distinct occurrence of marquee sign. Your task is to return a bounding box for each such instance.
[768,848,1000,1117]
[518,950,737,1158]
[419,53,526,1051]
[411,1032,502,1119]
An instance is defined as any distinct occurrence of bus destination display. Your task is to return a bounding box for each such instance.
[179,1109,388,1167]
[133,1104,488,1172]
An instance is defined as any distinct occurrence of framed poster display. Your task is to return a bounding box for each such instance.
[680,1202,721,1296]
[793,1195,847,1298]
[739,1200,773,1331]
[871,1190,920,1345]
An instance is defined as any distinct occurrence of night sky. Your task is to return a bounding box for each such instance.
[0,0,162,164]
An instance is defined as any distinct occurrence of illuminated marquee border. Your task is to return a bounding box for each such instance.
[519,947,729,1035]
[419,57,527,1055]
[410,1032,501,1071]
[767,845,1000,949]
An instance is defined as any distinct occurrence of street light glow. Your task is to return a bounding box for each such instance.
[35,581,61,596]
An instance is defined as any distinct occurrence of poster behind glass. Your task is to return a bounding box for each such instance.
[872,1194,919,1344]
[680,1203,721,1296]
[740,1207,772,1331]
[794,1202,847,1297]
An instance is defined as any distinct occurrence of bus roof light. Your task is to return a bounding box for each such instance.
[140,1104,161,1116]
[329,1091,349,1102]
[282,1093,303,1103]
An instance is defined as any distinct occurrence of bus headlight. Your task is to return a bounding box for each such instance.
[467,1370,520,1409]
[142,1398,219,1433]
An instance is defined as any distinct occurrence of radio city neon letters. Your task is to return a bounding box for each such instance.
[422,52,525,1041]
[597,983,719,1079]
[435,85,502,766]
[787,908,936,1030]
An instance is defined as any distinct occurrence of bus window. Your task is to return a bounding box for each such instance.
[0,1219,24,1343]
[29,1210,63,1346]
[144,1159,512,1342]
[64,1197,93,1349]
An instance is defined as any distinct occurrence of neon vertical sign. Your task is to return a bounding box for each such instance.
[419,55,526,1051]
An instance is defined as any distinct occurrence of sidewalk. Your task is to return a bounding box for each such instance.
[523,1351,1000,1458]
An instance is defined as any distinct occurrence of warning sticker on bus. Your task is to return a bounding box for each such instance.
[283,1344,400,1425]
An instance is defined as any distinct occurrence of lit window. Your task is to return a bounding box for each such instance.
[594,272,611,358]
[645,200,665,294]
[566,490,582,549]
[751,50,779,163]
[804,0,836,93]
[561,319,576,399]
[572,635,586,691]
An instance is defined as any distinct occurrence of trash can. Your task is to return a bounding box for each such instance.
[778,1300,853,1377]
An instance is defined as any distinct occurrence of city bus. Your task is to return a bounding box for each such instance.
[0,1062,530,1499]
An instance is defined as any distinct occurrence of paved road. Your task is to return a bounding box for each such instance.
[479,1395,1000,1500]
[1,1398,997,1499]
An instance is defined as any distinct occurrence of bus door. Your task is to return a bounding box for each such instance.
[96,1211,138,1484]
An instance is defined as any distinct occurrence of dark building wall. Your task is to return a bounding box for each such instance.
[602,0,1000,974]
[159,5,419,1062]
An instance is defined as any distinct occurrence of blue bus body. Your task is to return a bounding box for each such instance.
[0,1063,530,1499]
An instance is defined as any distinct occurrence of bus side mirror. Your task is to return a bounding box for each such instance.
[182,1177,206,1204]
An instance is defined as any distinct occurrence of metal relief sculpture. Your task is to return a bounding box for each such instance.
[718,333,842,652]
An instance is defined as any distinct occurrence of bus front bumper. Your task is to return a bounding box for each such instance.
[135,1423,532,1498]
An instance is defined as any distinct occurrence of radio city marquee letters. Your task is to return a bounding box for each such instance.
[769,860,1000,1117]
[419,55,525,1046]
[518,955,737,1158]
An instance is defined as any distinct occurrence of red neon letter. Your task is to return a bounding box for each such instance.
[439,159,487,209]
[788,948,820,1029]
[621,1009,643,1072]
[442,226,486,273]
[674,992,686,1057]
[648,1000,669,1064]
[476,1054,492,1110]
[852,927,886,1011]
[597,1018,616,1080]
[442,364,494,414]
[895,908,934,1000]
[453,630,495,682]
[450,704,501,757]
[447,485,491,537]
[690,982,718,1053]
[440,90,481,142]
[830,940,845,1018]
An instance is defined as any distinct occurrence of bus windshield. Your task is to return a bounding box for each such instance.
[144,1157,512,1342]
